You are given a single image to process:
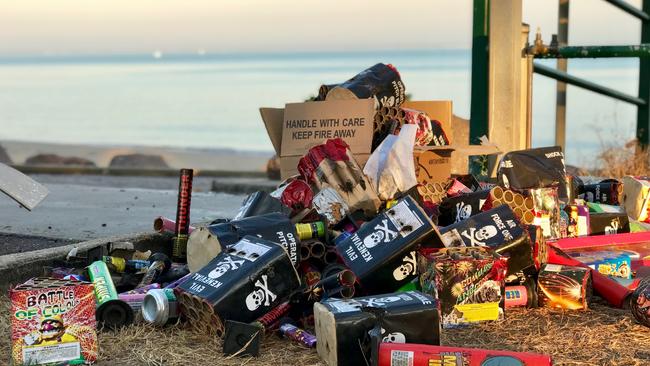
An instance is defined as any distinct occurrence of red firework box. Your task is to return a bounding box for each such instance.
[10,277,98,365]
[418,247,507,328]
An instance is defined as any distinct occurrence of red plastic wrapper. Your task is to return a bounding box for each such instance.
[377,343,552,366]
[400,108,433,146]
[280,179,313,213]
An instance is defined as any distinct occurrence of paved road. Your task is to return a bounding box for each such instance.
[0,175,246,242]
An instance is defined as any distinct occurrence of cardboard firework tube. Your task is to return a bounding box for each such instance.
[380,106,390,116]
[323,248,339,265]
[118,293,146,313]
[173,169,193,261]
[300,262,322,287]
[505,279,538,308]
[121,283,161,295]
[300,244,312,261]
[387,107,397,118]
[309,240,326,259]
[255,301,291,330]
[88,261,134,328]
[546,244,631,308]
[376,343,552,366]
[523,210,535,224]
[154,216,196,234]
[524,196,535,210]
[630,277,650,327]
[295,221,326,240]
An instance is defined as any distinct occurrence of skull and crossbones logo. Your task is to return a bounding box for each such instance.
[363,220,398,249]
[358,296,401,308]
[381,329,406,344]
[455,202,472,223]
[245,275,277,311]
[207,256,245,279]
[461,225,498,246]
[393,251,417,281]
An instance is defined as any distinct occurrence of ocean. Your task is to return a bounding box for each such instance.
[0,50,640,166]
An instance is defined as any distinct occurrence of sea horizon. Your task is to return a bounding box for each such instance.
[0,49,641,167]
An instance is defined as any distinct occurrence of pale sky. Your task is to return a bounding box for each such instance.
[0,0,644,55]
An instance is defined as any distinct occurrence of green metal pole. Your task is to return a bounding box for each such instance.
[470,0,489,144]
[535,44,650,58]
[534,63,646,106]
[555,0,570,152]
[638,1,650,147]
[469,0,490,177]
[605,0,650,21]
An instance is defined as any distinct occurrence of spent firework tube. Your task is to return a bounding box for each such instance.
[295,221,326,240]
[142,288,179,326]
[103,256,150,273]
[630,276,650,327]
[118,293,146,313]
[87,261,134,328]
[153,216,196,234]
[137,253,171,288]
[504,282,538,308]
[546,244,631,308]
[376,343,552,366]
[254,301,291,330]
[121,283,161,295]
[173,168,194,261]
[279,321,317,348]
[164,272,192,289]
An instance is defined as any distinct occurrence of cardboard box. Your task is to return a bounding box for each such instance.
[10,277,98,365]
[403,101,499,185]
[260,99,375,179]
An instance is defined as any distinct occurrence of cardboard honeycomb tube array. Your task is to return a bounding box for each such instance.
[487,186,535,225]
[417,180,449,205]
[177,291,225,337]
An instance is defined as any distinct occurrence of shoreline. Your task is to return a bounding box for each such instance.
[1,140,273,172]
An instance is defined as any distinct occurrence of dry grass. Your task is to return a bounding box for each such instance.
[2,295,649,366]
[591,135,650,177]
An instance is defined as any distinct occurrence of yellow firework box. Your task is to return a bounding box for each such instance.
[10,277,98,365]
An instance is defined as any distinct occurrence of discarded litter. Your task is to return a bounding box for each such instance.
[9,63,650,366]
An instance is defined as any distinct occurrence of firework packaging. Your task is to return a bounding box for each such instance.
[530,187,562,240]
[298,138,381,220]
[537,264,591,310]
[570,251,632,279]
[313,291,440,366]
[153,216,196,234]
[277,179,314,215]
[259,99,374,179]
[589,212,630,236]
[279,321,317,348]
[399,108,433,146]
[631,277,650,327]
[437,190,490,227]
[87,261,134,329]
[188,212,300,272]
[176,236,300,336]
[418,247,507,327]
[335,196,435,293]
[578,179,623,205]
[10,277,97,365]
[497,146,568,199]
[481,186,536,225]
[374,343,552,366]
[325,63,406,108]
[561,204,590,238]
[232,191,292,220]
[505,278,538,308]
[622,176,650,222]
[172,168,193,261]
[363,124,418,201]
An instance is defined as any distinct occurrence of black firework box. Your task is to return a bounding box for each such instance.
[418,246,508,328]
[589,212,630,236]
[436,190,490,227]
[313,290,440,366]
[437,205,534,275]
[175,235,301,337]
[335,196,436,294]
[578,179,623,205]
[537,264,591,310]
[205,212,300,266]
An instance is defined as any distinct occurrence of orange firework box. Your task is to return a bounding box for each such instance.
[10,277,98,365]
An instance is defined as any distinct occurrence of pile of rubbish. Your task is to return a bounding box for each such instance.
[9,63,650,366]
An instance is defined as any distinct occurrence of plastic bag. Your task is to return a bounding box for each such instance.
[363,124,418,201]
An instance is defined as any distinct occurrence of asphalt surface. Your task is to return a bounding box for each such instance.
[0,175,247,247]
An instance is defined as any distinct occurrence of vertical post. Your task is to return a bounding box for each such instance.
[470,0,490,145]
[555,0,570,151]
[521,24,533,148]
[488,0,525,153]
[638,0,650,148]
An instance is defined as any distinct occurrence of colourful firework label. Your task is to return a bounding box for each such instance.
[10,277,98,365]
[537,264,590,310]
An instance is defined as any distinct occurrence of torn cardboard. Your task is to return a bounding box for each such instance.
[260,99,374,179]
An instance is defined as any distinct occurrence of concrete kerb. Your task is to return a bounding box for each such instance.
[0,231,165,291]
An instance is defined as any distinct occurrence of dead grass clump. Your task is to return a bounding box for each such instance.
[594,137,649,178]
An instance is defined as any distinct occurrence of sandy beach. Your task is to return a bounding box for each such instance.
[1,140,273,172]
